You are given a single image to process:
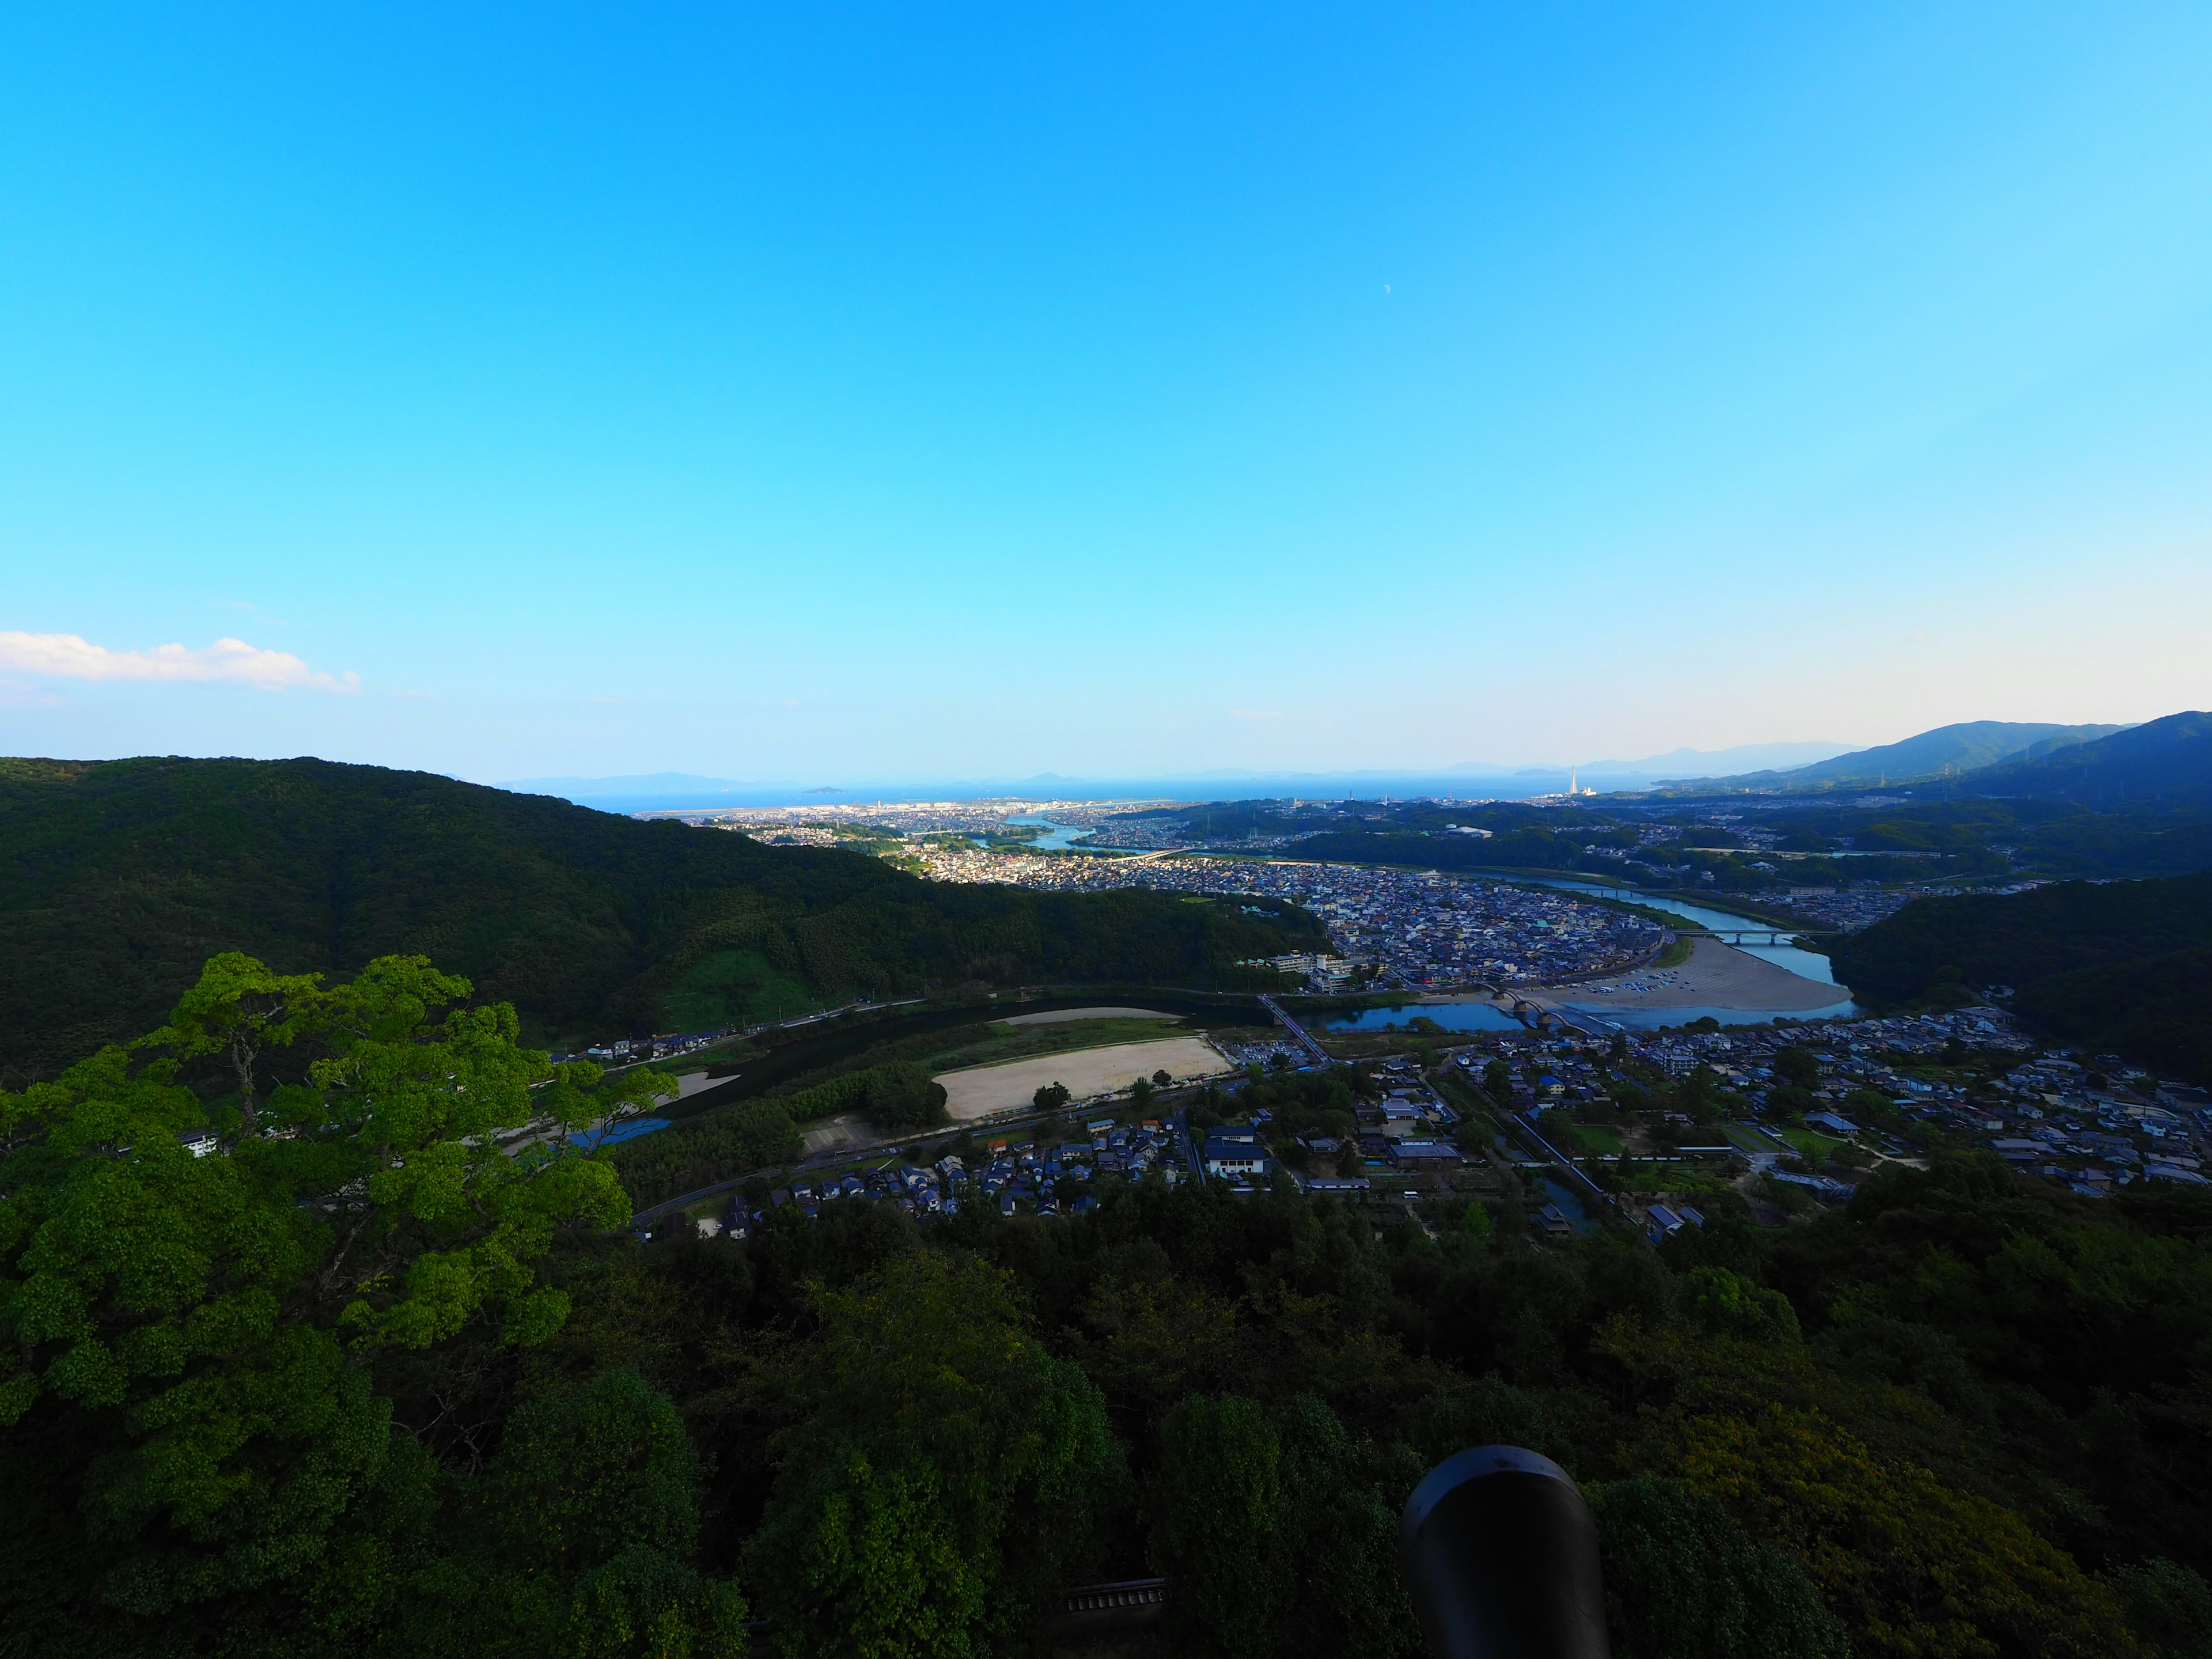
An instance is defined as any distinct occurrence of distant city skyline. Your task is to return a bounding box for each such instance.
[3,3,2209,779]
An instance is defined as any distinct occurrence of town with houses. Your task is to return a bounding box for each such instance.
[665,796,2033,982]
[578,794,2212,1251]
[654,994,2210,1255]
[914,844,1671,990]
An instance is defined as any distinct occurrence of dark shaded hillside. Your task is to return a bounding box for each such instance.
[1969,710,2212,806]
[2012,949,2212,1085]
[2010,809,2212,877]
[0,756,1322,1082]
[1829,870,2212,1080]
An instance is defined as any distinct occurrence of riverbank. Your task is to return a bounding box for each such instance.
[1532,936,1847,1014]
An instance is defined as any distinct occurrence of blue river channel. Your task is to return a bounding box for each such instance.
[1001,815,1095,850]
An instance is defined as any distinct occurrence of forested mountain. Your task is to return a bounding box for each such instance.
[1967,711,2212,806]
[1698,719,2126,791]
[1830,870,2212,1081]
[0,756,1320,1082]
[1670,712,2212,802]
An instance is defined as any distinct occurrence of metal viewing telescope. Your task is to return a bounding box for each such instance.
[1400,1446,1611,1659]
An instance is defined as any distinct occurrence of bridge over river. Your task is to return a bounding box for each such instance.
[1696,925,1840,946]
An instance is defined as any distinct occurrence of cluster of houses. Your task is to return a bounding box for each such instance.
[687,1060,1494,1241]
[693,1118,1192,1236]
[912,846,1666,990]
[1452,1001,2210,1232]
[666,980,2209,1252]
[1975,1055,2209,1192]
[551,1030,733,1066]
[1197,1059,1471,1202]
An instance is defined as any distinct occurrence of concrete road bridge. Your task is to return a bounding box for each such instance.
[1696,926,1839,945]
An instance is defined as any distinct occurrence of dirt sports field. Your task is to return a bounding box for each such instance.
[935,1036,1230,1121]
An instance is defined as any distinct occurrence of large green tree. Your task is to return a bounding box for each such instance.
[0,953,667,1650]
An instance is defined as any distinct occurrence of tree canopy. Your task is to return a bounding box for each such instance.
[0,953,675,1653]
[7,951,2212,1658]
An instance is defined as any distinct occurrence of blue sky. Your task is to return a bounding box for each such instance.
[3,2,2209,784]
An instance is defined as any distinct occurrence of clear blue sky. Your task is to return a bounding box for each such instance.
[4,2,2209,783]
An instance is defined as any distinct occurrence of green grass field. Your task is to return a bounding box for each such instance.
[1566,1123,1624,1154]
[1618,1164,1745,1202]
[1777,1126,1851,1158]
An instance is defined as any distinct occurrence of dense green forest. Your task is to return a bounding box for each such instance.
[0,757,1321,1083]
[7,955,2212,1658]
[1831,871,2212,1081]
[1753,800,2212,880]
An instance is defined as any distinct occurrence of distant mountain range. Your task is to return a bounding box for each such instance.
[499,772,823,809]
[1679,721,2130,791]
[499,743,1858,811]
[499,720,2212,810]
[1570,740,1856,777]
[1662,711,2212,803]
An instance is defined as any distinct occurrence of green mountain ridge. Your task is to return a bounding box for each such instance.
[0,756,1323,1084]
[1683,719,2128,791]
[1966,710,2212,806]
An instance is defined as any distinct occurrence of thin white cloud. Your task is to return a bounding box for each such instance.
[0,631,361,693]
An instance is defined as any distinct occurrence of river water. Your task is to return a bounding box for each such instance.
[1322,1002,1525,1035]
[1517,877,1840,984]
[1002,815,1093,850]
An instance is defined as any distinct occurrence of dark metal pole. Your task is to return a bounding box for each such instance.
[1400,1446,1611,1659]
